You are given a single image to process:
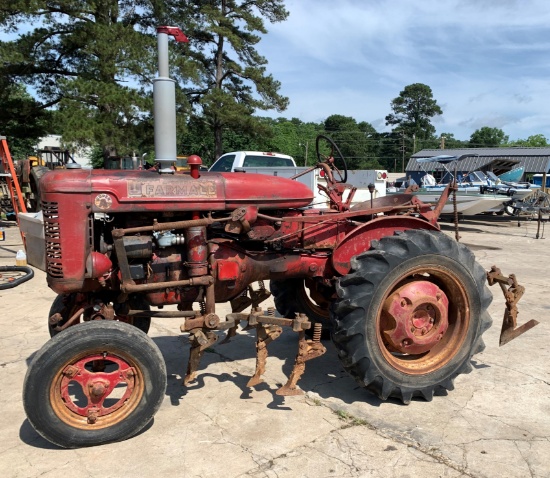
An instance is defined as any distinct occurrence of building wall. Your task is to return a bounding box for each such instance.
[37,135,92,168]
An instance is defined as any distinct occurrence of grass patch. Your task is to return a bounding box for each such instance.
[335,409,368,427]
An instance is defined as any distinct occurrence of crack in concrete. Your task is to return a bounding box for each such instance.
[514,440,536,478]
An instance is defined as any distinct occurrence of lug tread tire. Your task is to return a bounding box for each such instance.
[331,230,492,404]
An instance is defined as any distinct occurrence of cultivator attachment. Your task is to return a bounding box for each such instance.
[181,303,326,395]
[487,266,539,346]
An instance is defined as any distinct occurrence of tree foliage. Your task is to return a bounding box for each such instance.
[508,134,548,147]
[469,127,509,147]
[322,115,381,169]
[0,0,172,160]
[0,81,53,159]
[385,83,443,142]
[177,0,289,159]
[439,132,467,149]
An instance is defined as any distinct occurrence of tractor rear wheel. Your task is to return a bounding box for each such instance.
[331,229,492,404]
[29,165,49,211]
[24,321,166,448]
[271,278,332,337]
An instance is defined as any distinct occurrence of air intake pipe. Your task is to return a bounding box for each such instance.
[153,26,188,174]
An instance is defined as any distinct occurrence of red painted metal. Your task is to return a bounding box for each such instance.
[59,354,136,418]
[85,252,112,279]
[332,216,439,276]
[187,155,202,179]
[185,226,208,276]
[157,26,189,43]
[217,260,239,281]
[382,281,449,355]
[40,169,314,212]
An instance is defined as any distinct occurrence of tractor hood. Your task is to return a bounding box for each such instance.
[39,169,314,212]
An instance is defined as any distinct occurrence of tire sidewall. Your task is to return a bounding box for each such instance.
[24,321,166,448]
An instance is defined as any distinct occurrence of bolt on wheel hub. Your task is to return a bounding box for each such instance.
[382,280,449,354]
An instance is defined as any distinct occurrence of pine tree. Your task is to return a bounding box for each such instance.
[174,0,289,159]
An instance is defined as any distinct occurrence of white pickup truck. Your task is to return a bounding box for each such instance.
[209,151,387,208]
[209,151,296,172]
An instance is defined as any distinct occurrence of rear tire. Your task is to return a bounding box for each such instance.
[24,321,167,448]
[29,166,49,212]
[331,229,492,404]
[271,278,332,337]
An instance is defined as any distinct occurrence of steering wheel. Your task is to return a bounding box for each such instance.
[315,135,348,183]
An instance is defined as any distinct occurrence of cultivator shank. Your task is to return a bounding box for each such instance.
[487,266,539,346]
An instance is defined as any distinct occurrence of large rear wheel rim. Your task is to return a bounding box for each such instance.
[299,280,330,320]
[377,264,470,375]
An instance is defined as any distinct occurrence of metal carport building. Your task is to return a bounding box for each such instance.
[405,147,550,185]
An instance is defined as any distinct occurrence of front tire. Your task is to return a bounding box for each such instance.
[48,294,151,337]
[24,321,167,448]
[331,230,492,404]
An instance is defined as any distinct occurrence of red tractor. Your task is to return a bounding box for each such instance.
[22,27,536,449]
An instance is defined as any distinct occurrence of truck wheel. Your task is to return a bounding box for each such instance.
[29,165,49,211]
[331,229,492,404]
[49,294,151,337]
[271,278,332,337]
[23,321,166,448]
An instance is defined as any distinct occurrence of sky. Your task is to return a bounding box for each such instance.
[255,0,550,142]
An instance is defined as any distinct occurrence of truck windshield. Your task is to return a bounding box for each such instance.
[209,154,236,172]
[242,155,294,167]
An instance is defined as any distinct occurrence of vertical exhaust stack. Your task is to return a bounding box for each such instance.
[153,26,188,174]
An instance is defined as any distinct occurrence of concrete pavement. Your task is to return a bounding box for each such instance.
[0,216,548,478]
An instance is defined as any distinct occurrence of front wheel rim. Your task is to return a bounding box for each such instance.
[50,351,145,430]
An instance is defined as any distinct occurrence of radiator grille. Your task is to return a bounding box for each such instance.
[42,201,63,277]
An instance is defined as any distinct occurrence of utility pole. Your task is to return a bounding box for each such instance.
[440,134,445,149]
[400,130,406,173]
[300,141,309,166]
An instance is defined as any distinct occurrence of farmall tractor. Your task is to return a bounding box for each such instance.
[22,27,537,448]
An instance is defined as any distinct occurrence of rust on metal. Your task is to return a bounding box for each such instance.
[382,281,449,355]
[487,266,539,346]
[55,354,139,427]
[247,324,282,387]
[183,329,218,385]
[276,324,327,396]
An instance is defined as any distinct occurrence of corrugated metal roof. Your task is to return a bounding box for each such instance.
[407,147,550,174]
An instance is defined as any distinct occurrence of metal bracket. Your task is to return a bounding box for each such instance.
[487,266,539,346]
[229,281,271,314]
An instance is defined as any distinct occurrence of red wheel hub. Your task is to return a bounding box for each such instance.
[382,280,449,354]
[60,354,136,424]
